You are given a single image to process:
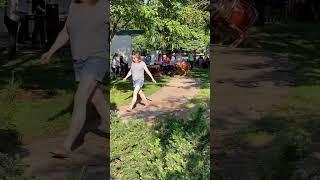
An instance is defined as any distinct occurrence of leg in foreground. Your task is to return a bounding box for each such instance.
[138,90,149,106]
[129,86,141,110]
[91,86,108,128]
[63,77,98,153]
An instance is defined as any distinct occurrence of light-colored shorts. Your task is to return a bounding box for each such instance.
[133,79,144,89]
[73,56,107,82]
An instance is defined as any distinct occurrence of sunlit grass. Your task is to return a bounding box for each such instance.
[110,76,170,106]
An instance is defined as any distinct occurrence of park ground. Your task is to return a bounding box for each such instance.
[0,41,210,179]
[1,22,320,179]
[212,22,320,179]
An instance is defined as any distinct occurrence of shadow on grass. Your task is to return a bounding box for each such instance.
[248,23,320,86]
[0,50,76,93]
[189,68,209,89]
[111,75,169,93]
[110,107,209,179]
[0,128,23,154]
[213,113,320,179]
[213,23,320,179]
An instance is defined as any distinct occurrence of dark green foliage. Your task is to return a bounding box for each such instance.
[110,108,209,179]
[0,153,33,180]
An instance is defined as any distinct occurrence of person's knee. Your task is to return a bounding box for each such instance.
[76,77,97,98]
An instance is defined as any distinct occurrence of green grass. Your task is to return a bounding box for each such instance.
[110,67,210,179]
[110,76,170,107]
[183,68,210,109]
[226,22,320,179]
[0,53,77,140]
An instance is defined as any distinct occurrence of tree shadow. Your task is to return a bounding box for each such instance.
[0,49,76,93]
[111,75,169,93]
[212,23,320,179]
[71,103,108,151]
[151,108,210,178]
[247,23,320,86]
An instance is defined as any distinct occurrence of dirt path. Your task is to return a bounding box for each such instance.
[117,76,201,123]
[212,46,291,178]
[21,107,109,180]
[20,76,200,180]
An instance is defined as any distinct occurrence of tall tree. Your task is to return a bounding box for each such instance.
[110,0,147,39]
[139,0,210,50]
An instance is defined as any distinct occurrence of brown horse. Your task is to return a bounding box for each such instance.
[194,0,258,47]
[174,61,191,76]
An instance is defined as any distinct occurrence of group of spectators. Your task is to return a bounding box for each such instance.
[3,0,47,60]
[111,50,210,79]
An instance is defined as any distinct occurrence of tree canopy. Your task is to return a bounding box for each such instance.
[111,0,210,51]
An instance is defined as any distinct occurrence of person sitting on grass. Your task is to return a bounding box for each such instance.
[123,52,157,111]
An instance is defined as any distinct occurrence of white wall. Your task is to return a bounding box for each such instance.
[111,35,132,65]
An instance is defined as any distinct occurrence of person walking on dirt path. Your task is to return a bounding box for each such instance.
[123,52,157,111]
[39,0,108,158]
[4,0,20,60]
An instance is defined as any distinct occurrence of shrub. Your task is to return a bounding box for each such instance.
[0,71,23,154]
[0,153,33,180]
[110,108,210,179]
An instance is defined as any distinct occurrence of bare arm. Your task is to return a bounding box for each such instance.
[47,23,69,55]
[144,65,156,83]
[37,5,46,13]
[39,21,69,64]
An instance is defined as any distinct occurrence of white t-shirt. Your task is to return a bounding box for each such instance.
[131,61,146,81]
[5,0,20,22]
[112,56,120,68]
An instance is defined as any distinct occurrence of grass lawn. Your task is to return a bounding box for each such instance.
[224,22,320,178]
[183,67,210,109]
[0,52,77,140]
[110,67,210,179]
[110,75,170,107]
[0,49,173,140]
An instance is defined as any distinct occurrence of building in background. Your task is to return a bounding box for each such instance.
[111,30,144,66]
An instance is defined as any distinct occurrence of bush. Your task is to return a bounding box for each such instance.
[0,72,23,154]
[110,108,210,179]
[0,153,33,180]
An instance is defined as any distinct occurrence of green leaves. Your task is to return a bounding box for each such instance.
[112,0,210,50]
[110,108,210,179]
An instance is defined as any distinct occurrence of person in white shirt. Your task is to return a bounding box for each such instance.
[112,53,120,79]
[4,0,20,60]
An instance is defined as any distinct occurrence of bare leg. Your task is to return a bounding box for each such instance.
[138,90,149,106]
[63,77,98,152]
[129,86,140,110]
[91,86,108,124]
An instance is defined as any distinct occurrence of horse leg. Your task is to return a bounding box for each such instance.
[229,24,246,48]
[232,31,246,48]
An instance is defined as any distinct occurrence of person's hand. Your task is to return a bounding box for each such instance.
[122,78,127,82]
[39,52,52,64]
[152,79,157,84]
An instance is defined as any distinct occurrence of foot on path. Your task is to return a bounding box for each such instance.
[117,76,201,123]
[21,112,109,180]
